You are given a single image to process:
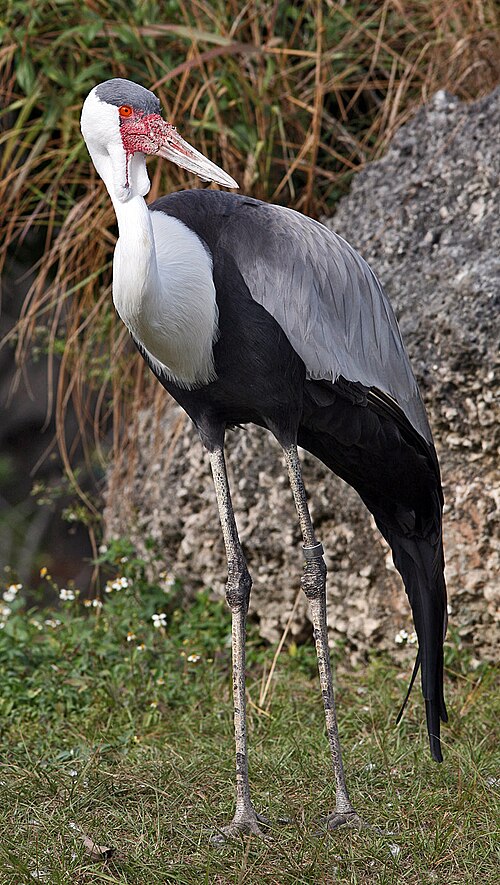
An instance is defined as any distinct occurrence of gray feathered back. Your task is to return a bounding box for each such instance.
[221,200,432,442]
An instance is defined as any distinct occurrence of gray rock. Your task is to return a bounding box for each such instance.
[104,88,500,662]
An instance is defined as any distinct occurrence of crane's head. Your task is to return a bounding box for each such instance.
[81,78,238,202]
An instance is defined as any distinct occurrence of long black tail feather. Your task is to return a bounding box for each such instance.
[375,524,448,762]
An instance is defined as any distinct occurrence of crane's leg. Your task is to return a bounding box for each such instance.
[282,444,361,830]
[210,445,269,841]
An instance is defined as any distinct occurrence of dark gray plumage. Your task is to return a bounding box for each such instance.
[216,197,432,442]
[95,78,161,115]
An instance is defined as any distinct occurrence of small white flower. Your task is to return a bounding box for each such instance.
[407,631,418,645]
[98,544,108,554]
[106,576,129,592]
[1,606,12,619]
[3,583,21,603]
[150,701,158,709]
[59,588,75,601]
[0,622,5,630]
[136,643,146,651]
[68,769,78,778]
[44,618,61,628]
[394,629,409,644]
[120,556,128,564]
[92,599,103,609]
[187,654,201,663]
[152,613,167,628]
[126,632,137,642]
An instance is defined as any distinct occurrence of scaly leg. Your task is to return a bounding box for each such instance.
[282,444,361,830]
[210,445,269,841]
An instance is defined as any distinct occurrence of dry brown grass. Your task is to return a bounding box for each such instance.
[1,0,498,506]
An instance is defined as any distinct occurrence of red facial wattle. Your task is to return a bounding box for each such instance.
[119,112,174,158]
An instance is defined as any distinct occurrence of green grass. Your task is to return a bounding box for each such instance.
[0,544,498,883]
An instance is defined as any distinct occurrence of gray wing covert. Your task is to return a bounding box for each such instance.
[221,200,432,442]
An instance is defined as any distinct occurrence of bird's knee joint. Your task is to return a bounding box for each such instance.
[225,560,252,612]
[300,554,327,601]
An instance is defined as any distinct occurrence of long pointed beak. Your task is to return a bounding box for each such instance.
[156,124,238,189]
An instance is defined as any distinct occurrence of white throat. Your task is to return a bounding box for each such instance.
[88,139,218,388]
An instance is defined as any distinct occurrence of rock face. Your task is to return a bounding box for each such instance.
[104,89,500,662]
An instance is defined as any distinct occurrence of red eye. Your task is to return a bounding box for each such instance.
[119,105,133,118]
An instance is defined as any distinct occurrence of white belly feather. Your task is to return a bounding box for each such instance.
[113,210,219,388]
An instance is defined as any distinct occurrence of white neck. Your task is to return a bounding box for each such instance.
[92,147,218,388]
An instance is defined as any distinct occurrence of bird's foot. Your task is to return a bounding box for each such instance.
[211,810,271,843]
[318,809,384,835]
[324,810,364,830]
